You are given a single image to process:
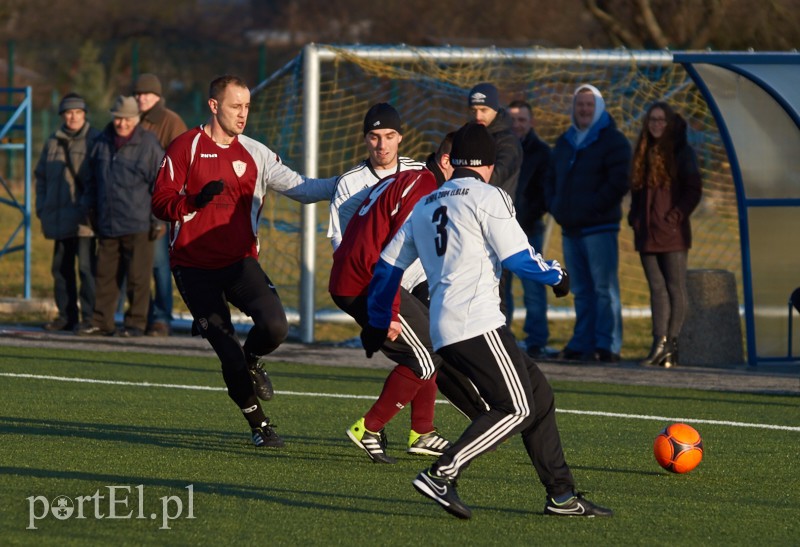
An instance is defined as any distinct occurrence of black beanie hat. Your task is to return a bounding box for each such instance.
[363,103,402,135]
[450,122,496,168]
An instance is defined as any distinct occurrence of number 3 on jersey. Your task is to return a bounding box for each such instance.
[432,206,448,256]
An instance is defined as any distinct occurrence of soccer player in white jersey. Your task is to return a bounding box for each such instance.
[362,123,613,519]
[327,103,425,251]
[151,75,335,448]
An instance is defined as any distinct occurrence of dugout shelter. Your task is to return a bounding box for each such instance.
[676,52,800,366]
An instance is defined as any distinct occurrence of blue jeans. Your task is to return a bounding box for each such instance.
[562,230,622,354]
[148,234,173,325]
[505,231,549,350]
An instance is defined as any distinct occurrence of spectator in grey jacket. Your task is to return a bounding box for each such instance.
[78,96,164,337]
[35,93,100,331]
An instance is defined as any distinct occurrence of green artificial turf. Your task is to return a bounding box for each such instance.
[1,347,798,546]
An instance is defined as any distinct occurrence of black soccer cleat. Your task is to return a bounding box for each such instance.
[248,360,274,401]
[407,429,451,456]
[251,418,284,448]
[543,492,613,517]
[412,469,471,519]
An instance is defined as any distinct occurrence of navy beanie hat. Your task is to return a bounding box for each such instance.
[468,83,499,111]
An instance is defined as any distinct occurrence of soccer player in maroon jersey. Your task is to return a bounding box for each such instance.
[329,135,458,463]
[151,75,335,447]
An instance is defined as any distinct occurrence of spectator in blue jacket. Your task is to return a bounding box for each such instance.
[545,84,631,362]
[78,96,164,337]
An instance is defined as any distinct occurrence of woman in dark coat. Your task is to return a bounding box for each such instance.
[628,102,702,367]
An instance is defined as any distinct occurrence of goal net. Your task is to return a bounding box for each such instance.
[247,45,738,339]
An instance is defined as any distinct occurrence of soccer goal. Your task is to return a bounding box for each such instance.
[247,44,738,343]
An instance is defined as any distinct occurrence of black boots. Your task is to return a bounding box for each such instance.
[640,336,678,368]
[667,338,679,368]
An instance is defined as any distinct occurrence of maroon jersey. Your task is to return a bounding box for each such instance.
[329,169,437,316]
[152,126,320,269]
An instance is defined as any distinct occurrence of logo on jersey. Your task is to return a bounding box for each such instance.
[232,160,247,177]
[200,153,218,158]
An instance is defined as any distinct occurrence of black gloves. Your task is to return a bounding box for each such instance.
[552,269,570,298]
[360,324,388,358]
[194,180,224,208]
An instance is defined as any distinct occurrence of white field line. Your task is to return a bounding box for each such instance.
[2,372,798,432]
[556,409,800,432]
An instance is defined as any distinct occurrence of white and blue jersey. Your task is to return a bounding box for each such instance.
[368,174,563,350]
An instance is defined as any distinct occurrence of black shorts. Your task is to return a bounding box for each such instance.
[173,256,286,342]
[331,288,441,379]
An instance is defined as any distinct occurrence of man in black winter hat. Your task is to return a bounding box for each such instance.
[327,102,425,250]
[467,82,524,321]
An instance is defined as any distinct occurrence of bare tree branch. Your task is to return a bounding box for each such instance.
[636,0,669,48]
[689,0,729,49]
[582,0,644,47]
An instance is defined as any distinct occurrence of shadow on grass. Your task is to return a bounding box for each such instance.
[0,416,439,467]
[0,463,540,519]
[1,351,219,376]
[2,351,388,386]
[2,419,609,519]
[0,416,252,455]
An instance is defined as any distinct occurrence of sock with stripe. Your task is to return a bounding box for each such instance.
[364,365,425,432]
[240,395,267,427]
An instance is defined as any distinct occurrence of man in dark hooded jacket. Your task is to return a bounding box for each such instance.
[467,83,523,319]
[545,84,631,363]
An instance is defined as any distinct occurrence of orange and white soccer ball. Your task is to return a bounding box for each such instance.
[653,423,703,474]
